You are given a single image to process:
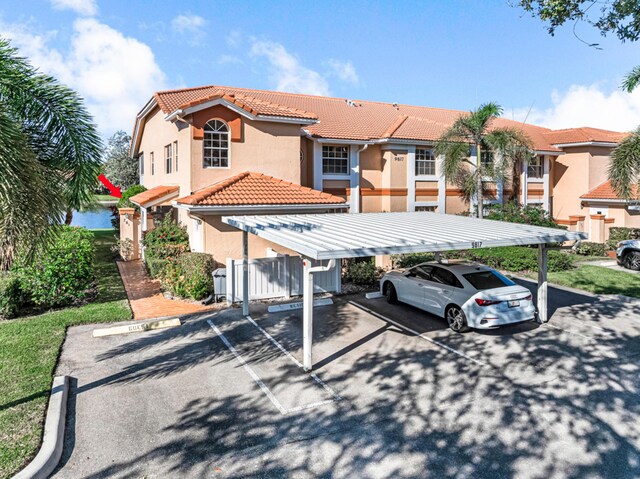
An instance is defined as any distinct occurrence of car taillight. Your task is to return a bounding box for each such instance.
[524,294,532,301]
[475,298,502,306]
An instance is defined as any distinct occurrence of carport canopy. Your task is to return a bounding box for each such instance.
[222,211,587,370]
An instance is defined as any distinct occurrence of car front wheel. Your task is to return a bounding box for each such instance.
[384,282,398,304]
[623,251,640,271]
[446,305,469,333]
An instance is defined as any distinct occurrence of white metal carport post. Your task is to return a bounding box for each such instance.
[242,231,249,316]
[537,244,548,323]
[303,257,335,371]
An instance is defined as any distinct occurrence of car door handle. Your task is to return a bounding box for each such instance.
[442,290,450,294]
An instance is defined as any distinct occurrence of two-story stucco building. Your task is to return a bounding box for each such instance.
[120,84,635,265]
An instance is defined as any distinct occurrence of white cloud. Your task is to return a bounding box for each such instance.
[513,83,640,132]
[50,0,97,16]
[251,40,330,96]
[171,13,205,34]
[218,54,243,65]
[327,59,358,84]
[0,18,168,136]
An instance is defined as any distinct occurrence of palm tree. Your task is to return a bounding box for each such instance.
[609,127,640,199]
[622,66,640,93]
[0,38,102,269]
[435,102,532,218]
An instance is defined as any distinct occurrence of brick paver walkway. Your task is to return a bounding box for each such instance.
[117,260,217,320]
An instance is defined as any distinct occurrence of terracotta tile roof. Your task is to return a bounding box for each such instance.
[544,127,629,145]
[130,185,180,207]
[175,172,347,206]
[149,85,627,152]
[581,180,639,200]
[154,87,318,121]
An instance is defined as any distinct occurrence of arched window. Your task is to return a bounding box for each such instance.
[203,120,229,168]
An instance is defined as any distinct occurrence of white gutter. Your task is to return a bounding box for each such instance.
[580,198,628,204]
[131,190,180,209]
[130,97,158,157]
[172,202,348,213]
[553,141,619,148]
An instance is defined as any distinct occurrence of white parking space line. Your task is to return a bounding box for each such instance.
[244,315,343,402]
[349,301,487,367]
[545,323,597,342]
[563,318,613,334]
[207,319,288,415]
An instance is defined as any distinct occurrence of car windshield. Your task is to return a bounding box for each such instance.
[462,270,515,290]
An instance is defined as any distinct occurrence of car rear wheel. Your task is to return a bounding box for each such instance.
[446,305,469,333]
[623,251,640,271]
[384,282,398,304]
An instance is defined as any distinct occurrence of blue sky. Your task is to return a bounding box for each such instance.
[1,0,639,136]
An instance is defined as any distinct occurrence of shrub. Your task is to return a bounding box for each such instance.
[142,217,190,259]
[391,246,575,273]
[162,252,215,300]
[346,260,385,285]
[574,241,606,257]
[117,184,147,210]
[146,257,170,280]
[464,247,574,272]
[14,226,95,307]
[0,272,21,319]
[607,227,640,250]
[485,203,563,229]
[392,252,436,268]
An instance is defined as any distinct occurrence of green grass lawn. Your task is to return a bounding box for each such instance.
[546,265,640,298]
[93,194,117,202]
[0,229,131,479]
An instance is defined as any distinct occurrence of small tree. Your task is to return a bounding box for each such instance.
[435,102,532,218]
[102,130,138,190]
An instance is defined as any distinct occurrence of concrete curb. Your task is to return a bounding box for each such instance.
[13,375,69,479]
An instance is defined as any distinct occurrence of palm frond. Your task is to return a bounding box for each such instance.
[622,65,640,93]
[609,127,640,199]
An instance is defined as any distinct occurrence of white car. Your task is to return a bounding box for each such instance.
[379,261,537,332]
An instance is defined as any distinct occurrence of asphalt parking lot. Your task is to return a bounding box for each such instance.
[53,279,640,478]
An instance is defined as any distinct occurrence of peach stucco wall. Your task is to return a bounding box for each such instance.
[138,106,191,194]
[189,116,303,192]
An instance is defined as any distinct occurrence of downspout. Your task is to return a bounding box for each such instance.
[351,143,369,214]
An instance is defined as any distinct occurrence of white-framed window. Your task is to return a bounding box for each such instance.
[174,141,178,172]
[528,155,544,179]
[203,119,230,168]
[415,205,437,212]
[322,145,349,175]
[415,148,436,176]
[139,152,144,176]
[165,144,172,174]
[480,150,494,170]
[150,151,154,175]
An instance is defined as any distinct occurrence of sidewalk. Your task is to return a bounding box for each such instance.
[116,260,218,320]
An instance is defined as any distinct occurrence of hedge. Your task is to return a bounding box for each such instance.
[485,203,563,229]
[142,217,190,259]
[146,257,170,280]
[117,184,147,210]
[574,241,606,257]
[162,252,215,300]
[14,226,96,307]
[344,260,385,285]
[607,227,640,250]
[0,272,21,319]
[392,246,575,273]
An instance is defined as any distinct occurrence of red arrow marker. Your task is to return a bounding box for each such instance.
[98,174,122,198]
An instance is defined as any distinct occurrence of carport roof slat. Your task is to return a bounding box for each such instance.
[222,212,587,260]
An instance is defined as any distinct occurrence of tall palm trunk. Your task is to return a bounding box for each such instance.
[476,143,483,218]
[65,208,73,225]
